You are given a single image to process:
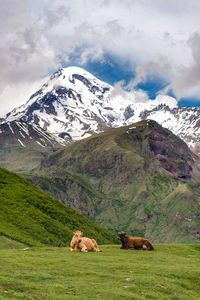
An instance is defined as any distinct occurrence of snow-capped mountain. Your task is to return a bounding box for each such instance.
[5,67,112,141]
[2,66,200,154]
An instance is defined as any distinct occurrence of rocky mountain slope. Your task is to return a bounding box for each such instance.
[2,66,200,155]
[0,120,66,172]
[0,167,117,246]
[27,120,200,243]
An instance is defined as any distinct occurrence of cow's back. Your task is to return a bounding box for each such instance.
[81,237,95,251]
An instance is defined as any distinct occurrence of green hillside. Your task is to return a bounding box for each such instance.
[28,120,200,243]
[0,168,118,247]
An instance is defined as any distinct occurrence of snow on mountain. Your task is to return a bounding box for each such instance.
[0,120,67,149]
[2,66,200,154]
[5,67,112,140]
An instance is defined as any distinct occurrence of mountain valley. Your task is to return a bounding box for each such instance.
[0,67,199,244]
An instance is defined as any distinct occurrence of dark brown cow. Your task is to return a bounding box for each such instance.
[118,231,154,250]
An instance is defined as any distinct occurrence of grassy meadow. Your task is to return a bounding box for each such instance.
[0,244,199,300]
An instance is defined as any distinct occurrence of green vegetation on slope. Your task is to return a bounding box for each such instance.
[28,121,200,243]
[29,171,200,243]
[0,168,118,246]
[0,245,200,299]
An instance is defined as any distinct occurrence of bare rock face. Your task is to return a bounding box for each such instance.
[147,120,195,179]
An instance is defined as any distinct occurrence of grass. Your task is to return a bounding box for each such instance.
[0,236,26,250]
[0,244,199,299]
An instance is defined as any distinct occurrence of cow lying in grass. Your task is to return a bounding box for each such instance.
[70,230,101,252]
[118,231,154,250]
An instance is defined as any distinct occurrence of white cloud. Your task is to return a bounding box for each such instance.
[110,79,178,110]
[0,79,47,117]
[39,0,200,101]
[110,81,149,104]
[167,32,200,100]
[0,0,58,116]
[1,0,200,117]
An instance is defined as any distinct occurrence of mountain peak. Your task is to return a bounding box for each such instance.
[61,66,96,77]
[2,67,200,155]
[49,66,95,82]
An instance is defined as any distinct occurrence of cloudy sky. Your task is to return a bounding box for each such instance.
[1,0,200,117]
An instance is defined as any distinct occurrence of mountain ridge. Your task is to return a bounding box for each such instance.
[1,66,199,155]
[27,120,200,243]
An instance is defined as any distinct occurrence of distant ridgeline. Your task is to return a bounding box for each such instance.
[0,168,118,247]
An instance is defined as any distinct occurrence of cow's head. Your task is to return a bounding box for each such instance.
[73,230,83,243]
[118,231,126,240]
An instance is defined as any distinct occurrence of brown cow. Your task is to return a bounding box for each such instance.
[70,230,101,252]
[118,231,154,250]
